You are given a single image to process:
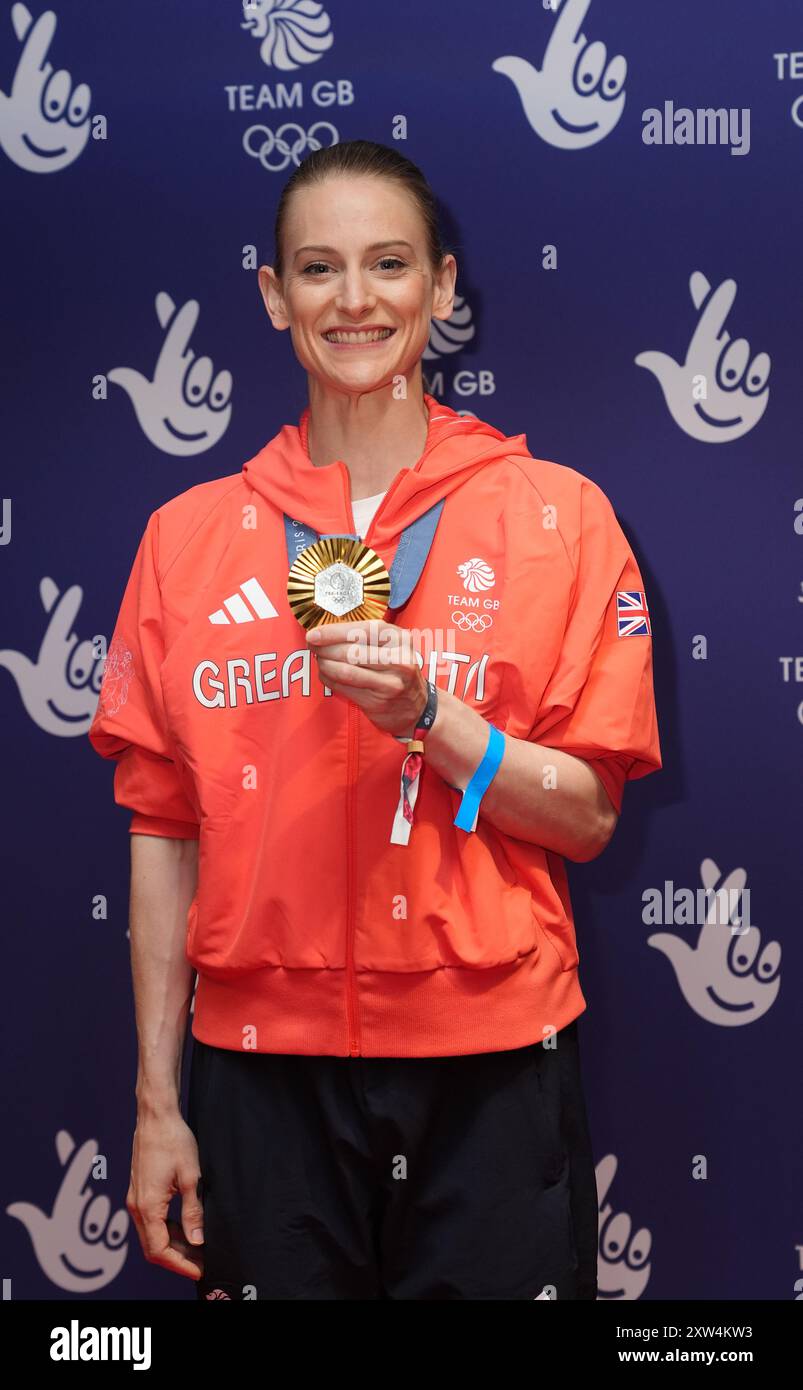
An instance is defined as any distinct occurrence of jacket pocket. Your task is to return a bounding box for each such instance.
[417,878,542,969]
[537,852,580,971]
[496,839,581,973]
[537,917,580,972]
[185,808,349,974]
[357,816,543,972]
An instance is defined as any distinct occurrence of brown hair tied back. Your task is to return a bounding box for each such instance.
[271,138,450,280]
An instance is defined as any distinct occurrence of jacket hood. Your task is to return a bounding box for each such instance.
[241,392,533,543]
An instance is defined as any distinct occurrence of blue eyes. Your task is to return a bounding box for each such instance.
[302,257,406,275]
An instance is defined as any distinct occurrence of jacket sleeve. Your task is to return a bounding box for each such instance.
[87,511,200,840]
[527,478,662,816]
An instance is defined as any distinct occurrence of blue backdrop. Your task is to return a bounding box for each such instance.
[1,0,800,1301]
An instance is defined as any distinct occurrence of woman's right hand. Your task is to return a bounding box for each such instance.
[126,1110,205,1280]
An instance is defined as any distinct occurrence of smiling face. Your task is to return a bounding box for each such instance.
[258,174,456,396]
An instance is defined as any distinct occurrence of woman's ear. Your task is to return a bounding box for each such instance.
[431,254,458,324]
[258,265,289,330]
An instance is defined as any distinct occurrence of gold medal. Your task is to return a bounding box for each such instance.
[287,535,392,629]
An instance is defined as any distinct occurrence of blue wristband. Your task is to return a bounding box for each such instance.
[453,724,505,832]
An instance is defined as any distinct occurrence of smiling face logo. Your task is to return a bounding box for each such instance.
[635,273,770,442]
[6,1130,129,1292]
[596,1155,652,1300]
[648,858,781,1025]
[492,0,626,150]
[0,577,104,736]
[107,292,233,456]
[0,5,92,173]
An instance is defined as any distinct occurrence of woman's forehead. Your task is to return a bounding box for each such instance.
[285,177,422,242]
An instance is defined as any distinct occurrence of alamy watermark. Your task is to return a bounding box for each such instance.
[339,625,458,669]
[642,102,750,156]
[642,881,752,933]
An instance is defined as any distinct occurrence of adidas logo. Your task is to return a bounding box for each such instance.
[208,576,278,624]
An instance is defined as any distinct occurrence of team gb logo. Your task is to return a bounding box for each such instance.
[457,558,495,593]
[241,0,334,70]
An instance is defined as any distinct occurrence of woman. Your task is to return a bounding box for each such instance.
[89,139,662,1300]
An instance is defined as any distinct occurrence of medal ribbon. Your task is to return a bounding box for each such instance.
[283,500,445,613]
[284,505,446,845]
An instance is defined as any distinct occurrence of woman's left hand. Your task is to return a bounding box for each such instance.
[306,619,427,738]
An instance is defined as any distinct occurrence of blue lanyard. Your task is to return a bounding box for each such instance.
[283,498,445,612]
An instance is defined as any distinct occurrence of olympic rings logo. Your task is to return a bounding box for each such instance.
[242,122,339,171]
[451,611,493,631]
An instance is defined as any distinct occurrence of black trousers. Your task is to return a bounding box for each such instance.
[187,1019,599,1300]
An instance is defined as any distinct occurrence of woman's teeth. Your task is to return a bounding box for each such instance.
[323,328,395,344]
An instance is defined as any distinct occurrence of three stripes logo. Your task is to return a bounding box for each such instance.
[208,576,278,625]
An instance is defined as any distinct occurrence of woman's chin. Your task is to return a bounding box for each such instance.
[315,363,401,393]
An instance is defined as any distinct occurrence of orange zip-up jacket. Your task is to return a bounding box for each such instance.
[88,394,662,1057]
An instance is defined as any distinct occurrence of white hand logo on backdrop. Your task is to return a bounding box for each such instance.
[648,859,781,1024]
[6,1130,129,1292]
[492,0,626,150]
[108,293,233,456]
[635,273,770,442]
[0,577,102,735]
[596,1154,652,1300]
[0,5,91,172]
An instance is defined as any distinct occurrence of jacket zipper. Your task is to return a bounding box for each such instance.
[358,420,457,550]
[339,462,362,1056]
[345,701,360,1055]
[361,469,401,549]
[338,424,454,1055]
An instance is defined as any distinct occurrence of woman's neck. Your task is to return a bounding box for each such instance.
[305,385,430,501]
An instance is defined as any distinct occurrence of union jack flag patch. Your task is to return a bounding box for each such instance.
[616,590,651,637]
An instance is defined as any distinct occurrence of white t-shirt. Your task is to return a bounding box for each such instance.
[351,490,386,539]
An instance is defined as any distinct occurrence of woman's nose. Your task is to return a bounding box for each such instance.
[335,271,375,312]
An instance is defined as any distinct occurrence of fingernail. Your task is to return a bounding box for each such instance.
[191,1228,204,1244]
